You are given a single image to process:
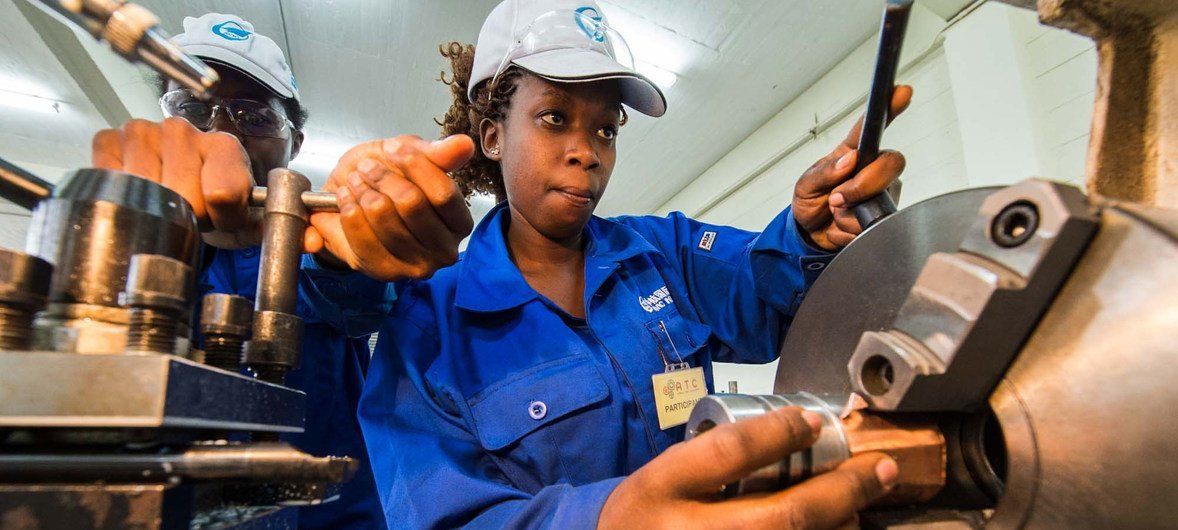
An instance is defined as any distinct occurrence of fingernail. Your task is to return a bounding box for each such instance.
[875,457,899,488]
[357,159,378,175]
[347,172,365,189]
[830,193,846,208]
[836,151,855,171]
[337,186,352,201]
[801,410,823,434]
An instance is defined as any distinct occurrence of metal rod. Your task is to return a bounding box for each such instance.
[852,0,914,230]
[249,187,338,212]
[0,157,54,210]
[29,0,218,99]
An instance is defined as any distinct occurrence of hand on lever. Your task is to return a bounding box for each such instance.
[91,118,261,248]
[793,85,913,251]
[598,407,898,530]
[305,134,475,282]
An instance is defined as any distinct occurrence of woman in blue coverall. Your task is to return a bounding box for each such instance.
[347,0,912,527]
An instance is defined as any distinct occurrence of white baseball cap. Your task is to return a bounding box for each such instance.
[172,13,300,101]
[469,0,666,117]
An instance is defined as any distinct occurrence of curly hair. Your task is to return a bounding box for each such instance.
[436,42,518,203]
[436,42,629,203]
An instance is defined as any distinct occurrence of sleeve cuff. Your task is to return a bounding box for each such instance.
[548,476,625,530]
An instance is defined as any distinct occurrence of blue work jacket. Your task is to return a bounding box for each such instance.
[358,203,833,528]
[199,246,394,530]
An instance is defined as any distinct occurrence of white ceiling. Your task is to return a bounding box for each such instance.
[0,0,971,216]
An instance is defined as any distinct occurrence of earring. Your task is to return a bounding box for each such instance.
[488,147,500,157]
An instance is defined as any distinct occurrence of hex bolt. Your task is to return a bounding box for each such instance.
[991,201,1040,248]
[120,254,192,354]
[0,250,53,350]
[200,293,253,370]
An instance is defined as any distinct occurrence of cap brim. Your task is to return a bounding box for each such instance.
[514,48,666,117]
[183,44,297,100]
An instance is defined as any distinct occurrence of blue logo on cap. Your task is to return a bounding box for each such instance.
[575,7,605,43]
[212,21,251,41]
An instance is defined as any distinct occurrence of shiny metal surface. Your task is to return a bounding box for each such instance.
[250,187,340,212]
[26,169,199,353]
[775,187,999,396]
[30,0,219,99]
[984,205,1178,529]
[0,351,304,432]
[688,393,849,497]
[0,443,356,484]
[687,393,947,505]
[0,250,53,350]
[0,157,53,210]
[201,293,253,371]
[848,181,1099,411]
[121,254,194,355]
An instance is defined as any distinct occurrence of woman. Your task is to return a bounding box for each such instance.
[347,0,911,527]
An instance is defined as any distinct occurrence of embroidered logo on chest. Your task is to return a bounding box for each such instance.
[639,286,673,313]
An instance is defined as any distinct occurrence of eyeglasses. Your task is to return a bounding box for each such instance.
[490,9,635,93]
[160,89,293,139]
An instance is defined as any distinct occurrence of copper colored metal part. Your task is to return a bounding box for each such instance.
[843,411,946,505]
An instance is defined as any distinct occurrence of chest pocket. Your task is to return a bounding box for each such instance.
[467,355,613,490]
[642,309,714,367]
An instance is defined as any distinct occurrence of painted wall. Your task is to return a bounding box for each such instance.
[653,3,1097,394]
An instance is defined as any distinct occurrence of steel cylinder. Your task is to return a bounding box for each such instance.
[244,168,310,383]
[200,293,253,370]
[254,169,310,315]
[25,169,198,353]
[120,254,192,354]
[687,392,946,505]
[0,250,53,350]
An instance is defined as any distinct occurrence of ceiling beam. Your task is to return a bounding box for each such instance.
[13,0,133,127]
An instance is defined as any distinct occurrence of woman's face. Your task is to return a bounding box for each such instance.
[486,73,622,241]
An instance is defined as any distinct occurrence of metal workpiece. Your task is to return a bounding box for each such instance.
[250,186,340,212]
[688,393,849,497]
[30,0,219,99]
[847,180,1099,412]
[26,169,199,351]
[0,250,53,350]
[0,351,304,432]
[120,254,193,355]
[686,393,947,505]
[245,310,304,383]
[200,293,253,371]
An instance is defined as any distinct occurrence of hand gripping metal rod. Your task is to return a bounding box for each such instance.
[852,0,914,230]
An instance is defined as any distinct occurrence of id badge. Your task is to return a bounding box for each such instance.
[652,365,707,430]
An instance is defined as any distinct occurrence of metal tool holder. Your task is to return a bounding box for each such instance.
[0,164,353,529]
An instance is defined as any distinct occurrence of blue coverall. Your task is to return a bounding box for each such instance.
[358,203,834,528]
[200,247,394,529]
